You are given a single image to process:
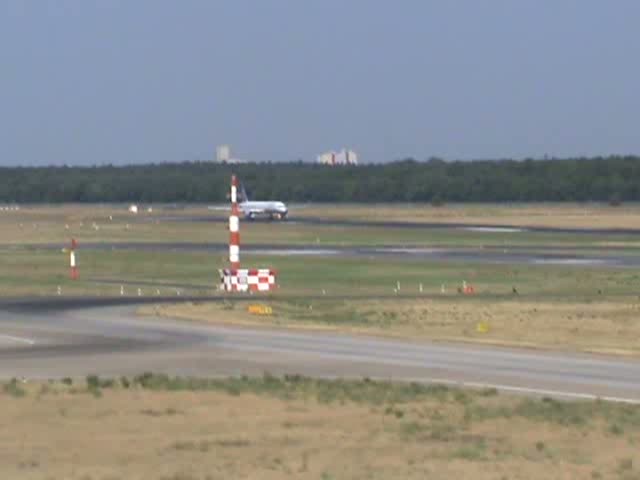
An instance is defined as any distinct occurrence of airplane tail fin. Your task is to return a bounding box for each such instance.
[240,182,249,202]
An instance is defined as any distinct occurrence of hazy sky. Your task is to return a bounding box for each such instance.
[1,1,639,166]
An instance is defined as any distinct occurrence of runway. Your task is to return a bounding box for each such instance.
[8,241,640,267]
[1,298,639,402]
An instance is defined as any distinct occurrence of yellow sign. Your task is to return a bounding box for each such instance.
[247,304,273,315]
[476,321,490,334]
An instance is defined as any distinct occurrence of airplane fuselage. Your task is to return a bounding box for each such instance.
[240,201,288,220]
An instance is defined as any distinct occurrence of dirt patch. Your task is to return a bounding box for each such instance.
[1,376,639,479]
[301,203,640,230]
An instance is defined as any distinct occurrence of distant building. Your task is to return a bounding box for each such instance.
[216,144,247,164]
[317,148,358,166]
[216,145,231,163]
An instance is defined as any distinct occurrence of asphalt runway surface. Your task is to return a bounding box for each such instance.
[8,242,640,267]
[1,297,639,402]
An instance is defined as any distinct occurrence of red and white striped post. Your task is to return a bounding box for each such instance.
[229,174,240,270]
[70,238,78,280]
[220,174,278,293]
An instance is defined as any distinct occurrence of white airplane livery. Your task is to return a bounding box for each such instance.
[239,182,288,220]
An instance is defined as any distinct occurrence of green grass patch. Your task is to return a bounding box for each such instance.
[2,378,26,398]
[466,396,640,429]
[36,373,639,435]
[4,243,640,299]
[452,438,488,461]
[126,372,457,405]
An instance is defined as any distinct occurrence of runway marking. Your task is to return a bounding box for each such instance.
[266,368,640,404]
[532,259,607,266]
[373,248,441,254]
[223,338,640,403]
[0,334,35,346]
[463,227,526,233]
[253,370,640,404]
[253,249,340,256]
[407,377,640,404]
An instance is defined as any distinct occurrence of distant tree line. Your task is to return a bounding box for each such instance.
[1,156,639,203]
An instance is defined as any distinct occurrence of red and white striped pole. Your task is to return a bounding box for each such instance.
[229,175,240,270]
[70,238,78,280]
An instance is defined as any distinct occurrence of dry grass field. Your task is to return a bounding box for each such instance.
[0,204,222,244]
[4,204,640,249]
[299,203,640,230]
[143,297,640,356]
[2,205,640,479]
[1,375,639,480]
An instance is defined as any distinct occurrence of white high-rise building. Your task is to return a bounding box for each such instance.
[216,145,231,163]
[317,148,358,166]
[216,144,247,164]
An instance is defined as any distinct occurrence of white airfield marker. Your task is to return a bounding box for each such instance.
[0,334,35,346]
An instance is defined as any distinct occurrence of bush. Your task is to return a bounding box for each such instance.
[609,193,622,207]
[3,378,26,398]
[86,375,100,390]
[609,423,624,436]
[453,439,487,461]
[431,194,445,207]
[618,458,633,472]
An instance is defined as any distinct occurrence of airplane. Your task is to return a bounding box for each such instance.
[238,182,288,221]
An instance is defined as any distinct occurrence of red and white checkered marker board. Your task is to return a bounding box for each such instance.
[222,175,277,292]
[220,269,277,292]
